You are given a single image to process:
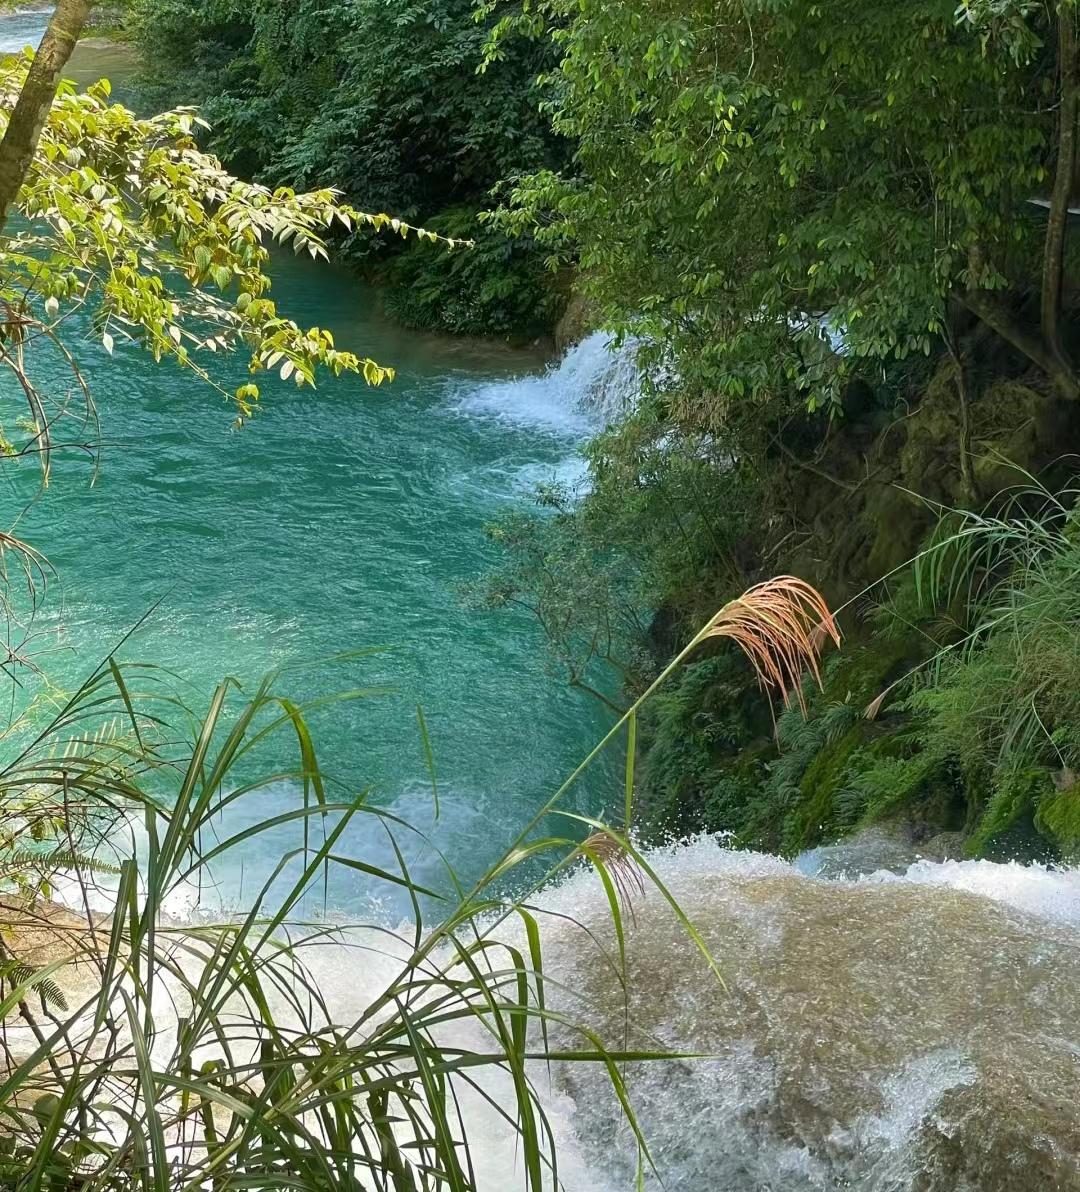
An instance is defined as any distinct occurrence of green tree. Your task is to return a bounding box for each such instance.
[128,0,570,336]
[484,0,1079,415]
[0,5,464,466]
[132,0,565,215]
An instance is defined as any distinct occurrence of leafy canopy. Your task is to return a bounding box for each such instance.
[483,0,1055,418]
[131,0,567,218]
[0,50,463,468]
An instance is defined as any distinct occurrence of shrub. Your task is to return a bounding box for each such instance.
[380,206,564,339]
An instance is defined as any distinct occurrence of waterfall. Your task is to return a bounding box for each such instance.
[450,332,641,436]
[566,331,642,426]
[53,818,1080,1189]
[286,835,1080,1191]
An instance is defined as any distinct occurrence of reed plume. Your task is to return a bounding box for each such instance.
[580,829,647,921]
[573,576,840,905]
[703,576,841,715]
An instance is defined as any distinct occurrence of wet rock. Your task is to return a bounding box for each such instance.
[918,831,967,862]
[794,825,922,878]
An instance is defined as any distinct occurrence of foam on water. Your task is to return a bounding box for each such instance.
[449,332,640,436]
[100,833,1076,1191]
[0,6,50,55]
[871,855,1080,924]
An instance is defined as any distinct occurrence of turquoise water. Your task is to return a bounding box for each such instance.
[1,18,616,913]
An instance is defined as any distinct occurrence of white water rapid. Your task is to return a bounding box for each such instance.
[49,830,1080,1190]
[451,331,641,435]
[246,834,1080,1192]
[49,328,1080,1188]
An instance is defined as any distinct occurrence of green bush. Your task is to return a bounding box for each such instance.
[769,479,1080,860]
[637,653,770,840]
[474,411,765,709]
[380,206,564,339]
[131,0,567,221]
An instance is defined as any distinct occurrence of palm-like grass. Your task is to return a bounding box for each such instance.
[866,465,1080,721]
[0,573,838,1190]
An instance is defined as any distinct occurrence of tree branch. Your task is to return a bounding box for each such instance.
[0,0,96,235]
[1042,3,1080,384]
[960,288,1080,398]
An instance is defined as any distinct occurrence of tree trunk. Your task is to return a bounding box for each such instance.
[0,0,95,236]
[952,350,977,506]
[961,289,1080,398]
[1042,2,1080,391]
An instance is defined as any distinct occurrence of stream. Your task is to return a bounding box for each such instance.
[2,13,1080,1190]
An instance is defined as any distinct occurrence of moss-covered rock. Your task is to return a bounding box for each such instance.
[1036,780,1080,860]
[553,279,598,352]
[636,342,1080,864]
[782,727,863,854]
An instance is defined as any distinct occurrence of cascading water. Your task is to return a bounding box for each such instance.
[278,835,1080,1192]
[450,331,641,436]
[519,837,1080,1190]
[10,11,1077,1177]
[443,331,642,498]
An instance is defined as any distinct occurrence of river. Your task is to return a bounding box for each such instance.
[1,16,628,912]
[4,14,1080,1191]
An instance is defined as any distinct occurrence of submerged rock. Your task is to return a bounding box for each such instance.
[918,831,967,863]
[795,824,925,878]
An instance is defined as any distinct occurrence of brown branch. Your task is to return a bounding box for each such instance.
[568,674,628,716]
[770,430,858,493]
[945,319,978,506]
[0,0,96,236]
[959,289,1080,398]
[1042,3,1080,385]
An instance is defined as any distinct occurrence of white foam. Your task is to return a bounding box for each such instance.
[52,829,1080,1190]
[866,856,1080,927]
[449,332,640,437]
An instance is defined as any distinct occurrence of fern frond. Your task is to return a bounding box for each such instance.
[0,962,69,1013]
[2,847,122,877]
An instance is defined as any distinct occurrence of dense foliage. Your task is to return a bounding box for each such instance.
[484,0,1068,415]
[0,48,474,456]
[129,0,570,338]
[624,478,1080,863]
[471,0,1080,860]
[380,204,563,337]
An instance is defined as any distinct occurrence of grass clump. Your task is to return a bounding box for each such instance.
[762,472,1080,860]
[0,575,838,1189]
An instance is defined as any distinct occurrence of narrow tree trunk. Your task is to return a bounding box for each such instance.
[0,0,95,235]
[952,351,977,506]
[961,289,1080,398]
[1042,2,1080,390]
